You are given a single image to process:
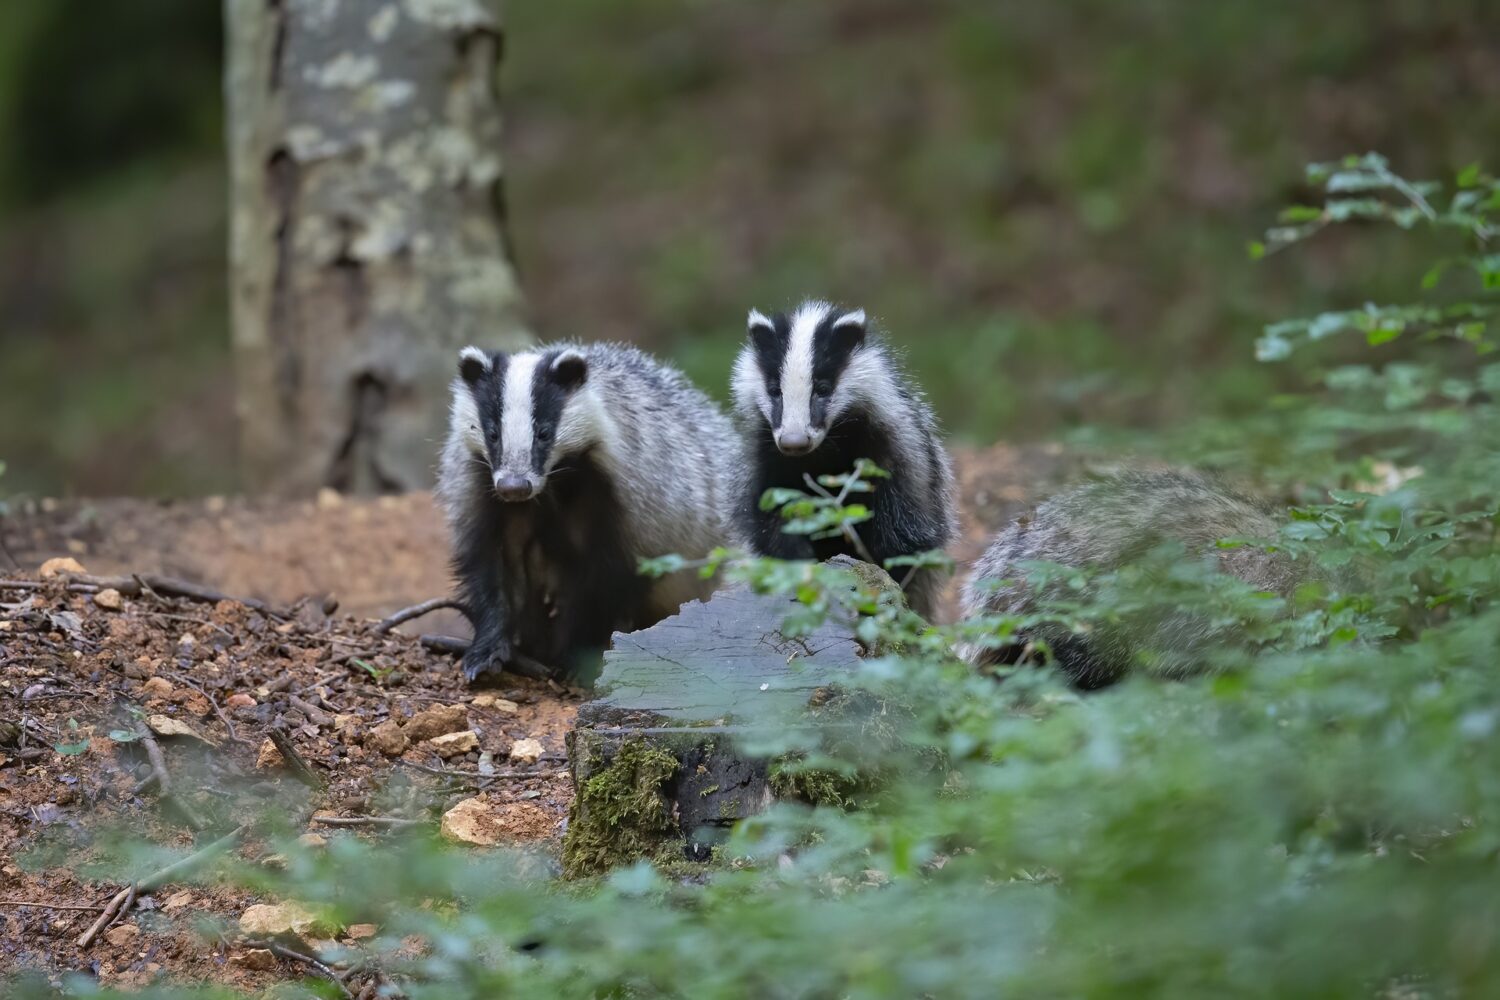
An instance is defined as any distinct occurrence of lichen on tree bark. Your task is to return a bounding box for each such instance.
[226,0,529,495]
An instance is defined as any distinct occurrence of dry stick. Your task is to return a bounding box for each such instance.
[0,900,105,912]
[395,758,563,782]
[163,671,245,746]
[242,938,353,999]
[0,572,286,618]
[137,733,173,795]
[308,815,426,829]
[77,824,246,947]
[268,729,324,790]
[375,597,467,634]
[287,694,333,727]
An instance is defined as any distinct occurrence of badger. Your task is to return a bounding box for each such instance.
[958,470,1304,687]
[437,342,737,682]
[731,300,958,619]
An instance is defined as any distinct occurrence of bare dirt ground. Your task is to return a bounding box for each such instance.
[0,443,1069,992]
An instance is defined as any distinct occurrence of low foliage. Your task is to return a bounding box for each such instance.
[15,158,1500,997]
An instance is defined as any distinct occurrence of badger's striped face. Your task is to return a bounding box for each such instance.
[453,346,590,502]
[735,301,867,456]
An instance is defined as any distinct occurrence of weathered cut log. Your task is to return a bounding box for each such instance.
[565,562,898,878]
[225,0,529,495]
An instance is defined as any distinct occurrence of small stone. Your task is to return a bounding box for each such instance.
[366,719,407,757]
[93,588,124,611]
[255,739,286,770]
[162,890,195,911]
[346,923,378,940]
[472,694,519,714]
[508,738,544,765]
[402,703,468,742]
[205,495,227,514]
[441,796,503,846]
[315,487,343,510]
[141,677,174,699]
[226,693,257,709]
[146,715,213,743]
[39,557,86,579]
[235,948,277,971]
[298,833,328,849]
[239,900,337,937]
[428,730,479,758]
[333,713,361,735]
[104,923,140,948]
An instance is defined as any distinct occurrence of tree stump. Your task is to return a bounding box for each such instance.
[564,576,882,878]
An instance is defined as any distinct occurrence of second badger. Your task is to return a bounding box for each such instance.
[438,343,737,681]
[731,300,958,618]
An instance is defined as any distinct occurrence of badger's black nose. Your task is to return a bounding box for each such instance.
[776,429,813,455]
[494,474,534,501]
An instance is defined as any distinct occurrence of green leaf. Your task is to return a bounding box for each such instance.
[1366,326,1402,346]
[1457,162,1481,188]
[54,740,89,756]
[108,729,140,743]
[1247,240,1266,260]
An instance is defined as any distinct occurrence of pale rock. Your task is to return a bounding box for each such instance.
[346,922,379,940]
[428,730,478,758]
[441,796,503,846]
[104,923,140,948]
[402,703,468,742]
[365,719,407,756]
[39,557,86,579]
[93,588,124,612]
[508,738,544,765]
[238,900,337,937]
[226,693,257,709]
[162,890,196,911]
[235,948,277,971]
[255,739,286,770]
[141,677,174,699]
[146,715,213,743]
[471,694,519,714]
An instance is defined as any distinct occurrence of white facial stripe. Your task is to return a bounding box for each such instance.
[501,353,540,473]
[780,302,828,433]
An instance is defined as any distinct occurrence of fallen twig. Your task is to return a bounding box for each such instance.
[242,938,353,998]
[375,597,467,634]
[0,899,105,912]
[288,693,333,727]
[137,732,172,796]
[308,815,426,829]
[268,729,324,790]
[78,824,246,947]
[394,758,564,782]
[0,572,286,618]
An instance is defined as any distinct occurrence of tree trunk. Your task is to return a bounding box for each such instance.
[225,0,529,495]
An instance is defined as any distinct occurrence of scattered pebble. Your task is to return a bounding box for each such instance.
[93,588,124,611]
[104,923,141,948]
[508,738,545,765]
[255,739,286,771]
[472,694,519,714]
[239,900,337,937]
[38,557,86,579]
[235,948,277,971]
[402,703,468,742]
[141,677,174,699]
[429,730,479,758]
[146,715,213,743]
[365,719,408,757]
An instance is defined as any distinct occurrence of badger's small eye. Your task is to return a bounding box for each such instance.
[813,380,834,396]
[767,382,782,399]
[486,426,498,441]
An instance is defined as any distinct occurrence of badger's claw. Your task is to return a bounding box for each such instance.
[461,635,513,683]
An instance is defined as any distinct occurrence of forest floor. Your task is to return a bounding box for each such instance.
[0,443,1071,993]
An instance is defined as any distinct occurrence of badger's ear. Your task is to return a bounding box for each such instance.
[747,308,778,353]
[459,346,492,385]
[829,309,867,351]
[550,349,588,391]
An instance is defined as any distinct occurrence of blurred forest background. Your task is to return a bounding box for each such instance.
[0,0,1497,497]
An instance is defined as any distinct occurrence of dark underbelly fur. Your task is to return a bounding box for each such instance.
[454,452,648,681]
[739,414,942,568]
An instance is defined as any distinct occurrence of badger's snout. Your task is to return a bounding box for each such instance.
[774,426,822,456]
[493,471,539,502]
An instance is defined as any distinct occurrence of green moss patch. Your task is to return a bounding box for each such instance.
[562,737,682,879]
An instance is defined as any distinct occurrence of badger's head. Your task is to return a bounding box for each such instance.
[732,300,868,456]
[452,345,593,502]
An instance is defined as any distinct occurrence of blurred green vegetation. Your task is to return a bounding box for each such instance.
[0,0,1497,495]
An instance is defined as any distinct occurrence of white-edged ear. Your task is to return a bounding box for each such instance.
[748,308,775,334]
[831,309,866,330]
[550,348,588,389]
[458,346,492,383]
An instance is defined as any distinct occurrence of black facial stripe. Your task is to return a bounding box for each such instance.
[749,313,791,398]
[810,311,861,392]
[529,351,572,473]
[470,353,508,466]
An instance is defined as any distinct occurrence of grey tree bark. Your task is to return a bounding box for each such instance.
[225,0,529,495]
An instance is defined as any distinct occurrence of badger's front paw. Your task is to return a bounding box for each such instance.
[461,634,513,684]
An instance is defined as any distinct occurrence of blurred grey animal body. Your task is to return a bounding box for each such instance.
[959,470,1302,685]
[437,343,736,682]
[730,300,958,619]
